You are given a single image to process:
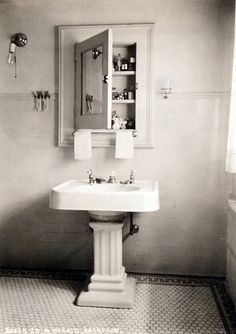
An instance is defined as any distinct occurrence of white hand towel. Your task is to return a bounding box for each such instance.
[74,130,92,160]
[115,131,134,159]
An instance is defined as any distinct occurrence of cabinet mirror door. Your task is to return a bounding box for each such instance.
[75,29,112,130]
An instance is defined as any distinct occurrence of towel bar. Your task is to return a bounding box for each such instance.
[72,129,137,138]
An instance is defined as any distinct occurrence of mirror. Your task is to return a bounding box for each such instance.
[81,46,103,115]
[75,29,112,130]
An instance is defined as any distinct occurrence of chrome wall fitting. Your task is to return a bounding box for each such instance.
[33,91,51,112]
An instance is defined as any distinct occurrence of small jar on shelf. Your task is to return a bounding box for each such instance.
[128,57,136,71]
[128,87,135,100]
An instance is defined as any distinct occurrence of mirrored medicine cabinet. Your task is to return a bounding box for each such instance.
[58,23,154,147]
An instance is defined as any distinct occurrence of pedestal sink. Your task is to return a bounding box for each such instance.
[50,179,159,308]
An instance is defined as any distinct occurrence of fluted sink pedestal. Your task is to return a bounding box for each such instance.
[77,212,136,308]
[50,179,160,308]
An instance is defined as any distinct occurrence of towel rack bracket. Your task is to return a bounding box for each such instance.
[72,129,137,138]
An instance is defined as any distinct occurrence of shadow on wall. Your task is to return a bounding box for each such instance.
[0,194,94,271]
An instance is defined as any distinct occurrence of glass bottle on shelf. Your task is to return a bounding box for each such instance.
[117,53,121,71]
[121,58,128,71]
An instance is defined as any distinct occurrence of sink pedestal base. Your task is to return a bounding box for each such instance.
[77,214,136,308]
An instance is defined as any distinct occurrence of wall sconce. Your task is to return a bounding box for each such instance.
[7,33,28,78]
[160,77,172,99]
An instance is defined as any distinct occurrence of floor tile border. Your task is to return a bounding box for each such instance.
[213,280,236,334]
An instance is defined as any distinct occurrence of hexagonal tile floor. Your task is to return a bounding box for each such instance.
[0,272,232,334]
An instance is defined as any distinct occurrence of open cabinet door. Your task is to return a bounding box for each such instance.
[75,29,112,130]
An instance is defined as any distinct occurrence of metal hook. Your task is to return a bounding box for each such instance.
[92,48,103,59]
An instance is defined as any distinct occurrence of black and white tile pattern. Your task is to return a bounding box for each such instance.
[0,270,234,334]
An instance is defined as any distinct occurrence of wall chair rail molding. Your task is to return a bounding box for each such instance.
[0,93,32,100]
[58,23,154,148]
[156,91,230,100]
[0,92,57,101]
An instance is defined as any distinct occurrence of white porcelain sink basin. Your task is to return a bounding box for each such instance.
[50,179,159,308]
[50,179,159,212]
[73,183,140,193]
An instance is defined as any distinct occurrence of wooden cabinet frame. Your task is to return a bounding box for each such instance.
[58,23,154,148]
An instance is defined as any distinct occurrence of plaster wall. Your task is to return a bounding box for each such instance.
[224,1,236,309]
[0,0,233,276]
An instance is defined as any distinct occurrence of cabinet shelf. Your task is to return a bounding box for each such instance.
[112,100,135,104]
[112,71,135,76]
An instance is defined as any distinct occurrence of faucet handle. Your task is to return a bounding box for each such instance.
[130,169,135,183]
[107,170,117,183]
[87,169,96,184]
[130,169,135,177]
[120,170,135,184]
[87,169,93,176]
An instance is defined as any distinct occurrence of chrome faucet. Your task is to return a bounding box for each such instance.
[87,169,96,184]
[87,169,135,185]
[120,170,135,184]
[129,169,135,184]
[107,171,117,183]
[127,169,135,184]
[87,169,106,184]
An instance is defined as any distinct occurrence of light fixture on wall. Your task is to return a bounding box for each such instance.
[160,77,172,99]
[7,33,28,78]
